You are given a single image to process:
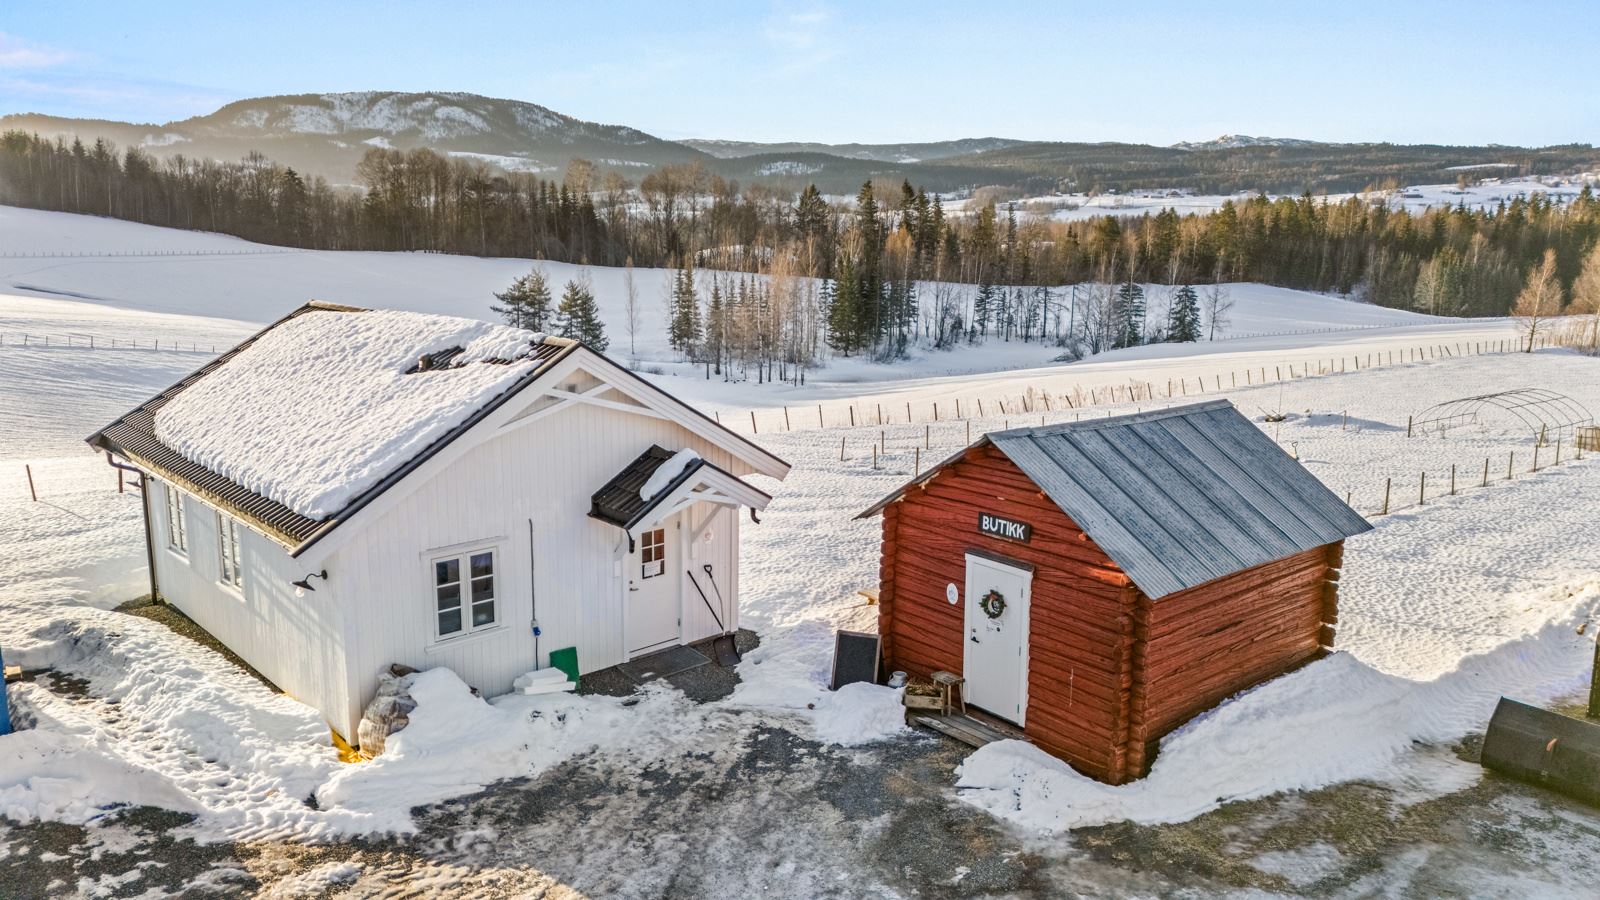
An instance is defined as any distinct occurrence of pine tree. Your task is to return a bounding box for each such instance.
[555,276,607,350]
[490,267,553,331]
[706,279,726,375]
[1168,285,1201,342]
[1114,276,1146,348]
[668,264,702,356]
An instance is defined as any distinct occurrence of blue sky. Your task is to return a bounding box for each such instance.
[1,1,1594,146]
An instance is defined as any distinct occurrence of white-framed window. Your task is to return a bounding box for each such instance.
[432,548,497,639]
[217,513,243,590]
[640,528,666,579]
[164,483,188,554]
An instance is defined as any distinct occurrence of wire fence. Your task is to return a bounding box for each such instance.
[0,331,222,353]
[711,333,1582,437]
[0,249,299,259]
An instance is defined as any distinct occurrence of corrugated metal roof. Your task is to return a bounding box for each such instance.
[860,400,1371,599]
[86,301,573,553]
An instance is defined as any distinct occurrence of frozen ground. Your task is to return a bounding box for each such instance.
[947,173,1599,223]
[3,210,1600,896]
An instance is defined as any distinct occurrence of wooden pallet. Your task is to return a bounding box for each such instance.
[912,711,1030,749]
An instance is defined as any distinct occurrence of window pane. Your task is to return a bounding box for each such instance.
[435,559,459,586]
[436,583,460,611]
[470,552,493,579]
[472,601,495,627]
[471,576,494,603]
[438,609,462,635]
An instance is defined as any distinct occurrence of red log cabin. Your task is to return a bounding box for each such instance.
[857,400,1371,784]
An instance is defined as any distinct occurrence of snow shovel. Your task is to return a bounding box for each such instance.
[1481,696,1600,807]
[701,564,742,666]
[687,568,741,667]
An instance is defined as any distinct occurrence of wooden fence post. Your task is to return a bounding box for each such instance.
[1482,457,1490,487]
[872,444,878,470]
[750,410,758,434]
[1450,464,1456,496]
[840,437,846,461]
[1508,451,1514,480]
[1406,415,1413,438]
[915,447,920,477]
[1418,472,1426,506]
[818,404,824,427]
[26,464,37,502]
[783,407,790,431]
[1381,478,1391,515]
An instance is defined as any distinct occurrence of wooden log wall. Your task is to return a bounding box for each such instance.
[1125,541,1342,776]
[877,444,1138,783]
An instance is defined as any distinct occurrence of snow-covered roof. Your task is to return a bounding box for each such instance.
[88,302,573,550]
[151,307,556,519]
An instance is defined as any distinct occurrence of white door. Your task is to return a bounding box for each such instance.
[627,524,680,655]
[963,553,1032,725]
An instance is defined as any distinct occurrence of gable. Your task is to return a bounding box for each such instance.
[89,302,789,557]
[861,400,1370,600]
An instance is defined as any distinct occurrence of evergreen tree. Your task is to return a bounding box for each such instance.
[490,267,553,331]
[668,264,702,356]
[1114,276,1146,348]
[705,279,726,375]
[1168,285,1201,342]
[555,276,607,350]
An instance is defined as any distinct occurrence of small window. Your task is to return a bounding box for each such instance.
[217,514,243,589]
[433,548,497,639]
[640,528,666,579]
[165,484,188,554]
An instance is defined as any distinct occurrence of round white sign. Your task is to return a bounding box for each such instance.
[946,583,959,604]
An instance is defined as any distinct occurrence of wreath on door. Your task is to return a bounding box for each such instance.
[979,589,1006,619]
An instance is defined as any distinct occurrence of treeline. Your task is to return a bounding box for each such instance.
[4,130,1599,367]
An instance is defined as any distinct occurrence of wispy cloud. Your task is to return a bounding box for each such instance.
[762,4,838,72]
[0,32,74,69]
[0,74,235,122]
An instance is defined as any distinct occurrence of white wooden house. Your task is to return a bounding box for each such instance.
[88,301,789,742]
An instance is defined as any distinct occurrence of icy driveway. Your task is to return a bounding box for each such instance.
[6,710,1600,898]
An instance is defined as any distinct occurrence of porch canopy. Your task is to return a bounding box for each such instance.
[589,445,772,548]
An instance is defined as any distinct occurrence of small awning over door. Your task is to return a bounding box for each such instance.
[589,445,772,547]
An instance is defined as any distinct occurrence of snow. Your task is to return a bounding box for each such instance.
[152,309,550,519]
[315,669,720,834]
[955,578,1599,832]
[638,448,700,501]
[949,173,1599,223]
[1,206,1597,851]
[807,682,909,746]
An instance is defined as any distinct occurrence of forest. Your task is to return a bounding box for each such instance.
[3,129,1597,376]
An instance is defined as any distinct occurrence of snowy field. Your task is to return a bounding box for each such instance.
[948,173,1599,223]
[3,207,1600,895]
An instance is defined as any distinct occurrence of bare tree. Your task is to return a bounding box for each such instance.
[1569,242,1600,351]
[1202,283,1234,341]
[622,256,640,359]
[1512,249,1562,352]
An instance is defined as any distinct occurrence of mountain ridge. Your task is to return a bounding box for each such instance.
[4,90,1595,195]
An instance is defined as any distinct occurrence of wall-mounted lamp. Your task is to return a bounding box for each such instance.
[292,570,328,597]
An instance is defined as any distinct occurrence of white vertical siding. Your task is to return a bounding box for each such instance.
[151,481,353,735]
[326,397,744,736]
[679,503,739,642]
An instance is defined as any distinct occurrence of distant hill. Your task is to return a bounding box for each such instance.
[681,136,1023,163]
[4,91,1596,195]
[1,91,712,185]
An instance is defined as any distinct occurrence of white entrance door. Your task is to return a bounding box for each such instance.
[627,523,680,655]
[963,553,1032,725]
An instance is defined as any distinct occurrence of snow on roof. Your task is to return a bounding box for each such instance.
[153,308,554,519]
